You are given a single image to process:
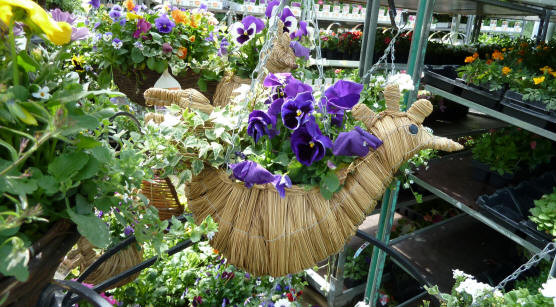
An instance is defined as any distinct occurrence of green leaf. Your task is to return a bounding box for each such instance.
[67,208,110,248]
[192,159,204,175]
[190,229,202,242]
[131,48,145,64]
[211,142,223,158]
[62,114,99,135]
[7,102,37,125]
[74,157,100,181]
[274,153,290,167]
[36,175,59,195]
[48,151,89,179]
[197,78,207,92]
[75,194,93,215]
[179,169,192,185]
[90,146,112,163]
[76,134,101,149]
[205,129,216,140]
[153,61,167,74]
[0,140,17,161]
[0,242,29,282]
[321,172,340,192]
[17,54,37,72]
[10,85,30,101]
[94,197,116,212]
[3,177,37,195]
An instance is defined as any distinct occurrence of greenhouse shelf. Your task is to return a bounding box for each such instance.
[425,85,556,142]
[425,112,508,139]
[408,153,542,254]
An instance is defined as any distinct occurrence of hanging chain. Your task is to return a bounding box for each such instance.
[361,22,407,82]
[495,242,556,291]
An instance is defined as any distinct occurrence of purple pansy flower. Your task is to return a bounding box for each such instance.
[290,120,332,166]
[283,77,312,98]
[221,298,230,307]
[321,80,364,111]
[218,37,229,56]
[89,0,100,8]
[263,72,292,87]
[281,92,314,130]
[109,5,123,20]
[291,20,308,40]
[265,0,280,18]
[290,41,309,59]
[155,14,175,34]
[205,31,215,42]
[162,42,173,53]
[280,7,297,33]
[192,296,203,307]
[124,225,134,236]
[332,126,383,157]
[230,16,265,44]
[229,161,292,198]
[134,18,152,38]
[247,110,275,143]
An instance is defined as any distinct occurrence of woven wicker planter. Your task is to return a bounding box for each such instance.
[76,238,143,290]
[113,69,217,107]
[185,85,464,277]
[141,177,184,221]
[0,220,79,306]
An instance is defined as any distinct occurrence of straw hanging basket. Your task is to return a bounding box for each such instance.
[113,69,217,107]
[212,21,298,107]
[141,176,184,221]
[185,84,464,277]
[75,237,143,289]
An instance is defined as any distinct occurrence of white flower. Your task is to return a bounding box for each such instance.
[112,38,123,49]
[256,279,261,286]
[102,32,113,42]
[274,298,291,307]
[403,182,410,189]
[455,277,494,304]
[540,278,556,298]
[268,276,274,282]
[387,73,414,92]
[404,168,411,175]
[371,75,386,86]
[372,103,380,109]
[453,269,473,279]
[206,231,215,240]
[32,86,51,100]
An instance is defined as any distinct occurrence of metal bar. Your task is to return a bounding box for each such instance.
[471,14,483,43]
[389,214,465,246]
[396,290,428,307]
[476,0,544,15]
[328,247,348,306]
[359,0,381,84]
[465,15,475,44]
[540,10,551,41]
[409,174,541,254]
[425,85,556,141]
[364,181,401,305]
[550,256,556,279]
[404,0,436,108]
[546,22,555,41]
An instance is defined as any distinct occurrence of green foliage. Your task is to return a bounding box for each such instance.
[529,188,556,237]
[113,241,307,307]
[46,0,83,13]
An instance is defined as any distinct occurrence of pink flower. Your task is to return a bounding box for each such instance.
[530,141,537,150]
[334,69,341,74]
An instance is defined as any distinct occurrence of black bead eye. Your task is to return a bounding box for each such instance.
[409,124,419,135]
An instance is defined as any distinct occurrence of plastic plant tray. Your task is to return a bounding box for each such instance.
[500,99,556,132]
[423,66,461,95]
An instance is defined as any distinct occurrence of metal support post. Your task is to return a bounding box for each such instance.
[547,22,555,42]
[539,10,552,42]
[403,0,436,108]
[464,15,475,44]
[359,0,381,84]
[550,255,556,279]
[363,180,401,306]
[450,15,461,43]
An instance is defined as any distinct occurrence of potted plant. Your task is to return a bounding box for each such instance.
[86,0,220,105]
[529,188,556,238]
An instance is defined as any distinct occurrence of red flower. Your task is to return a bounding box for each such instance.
[286,292,295,302]
[297,290,303,297]
[530,141,537,150]
[384,37,391,44]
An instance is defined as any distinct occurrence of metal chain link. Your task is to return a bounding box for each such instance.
[495,242,556,291]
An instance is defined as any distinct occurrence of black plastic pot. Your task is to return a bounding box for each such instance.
[457,80,505,110]
[504,91,551,115]
[520,220,554,248]
[488,171,514,188]
[423,66,461,94]
[351,50,360,61]
[501,99,556,132]
[471,159,491,182]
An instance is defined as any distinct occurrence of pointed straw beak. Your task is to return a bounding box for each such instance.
[425,136,464,152]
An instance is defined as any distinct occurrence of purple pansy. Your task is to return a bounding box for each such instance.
[133,18,152,38]
[124,225,134,236]
[281,92,314,130]
[263,72,292,87]
[283,77,312,98]
[291,20,308,40]
[290,120,332,166]
[205,31,215,42]
[89,0,100,8]
[162,42,173,53]
[280,7,297,33]
[229,161,292,198]
[155,14,175,34]
[230,16,265,44]
[109,5,123,20]
[321,80,364,111]
[247,110,275,143]
[265,0,280,18]
[218,37,229,56]
[290,41,309,59]
[192,296,203,307]
[332,126,383,157]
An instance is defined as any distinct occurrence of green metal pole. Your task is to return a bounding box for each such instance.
[359,0,381,84]
[364,180,401,305]
[403,0,436,108]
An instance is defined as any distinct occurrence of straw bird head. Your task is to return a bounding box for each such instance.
[352,84,463,166]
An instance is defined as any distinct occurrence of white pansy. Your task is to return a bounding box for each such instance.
[206,231,216,240]
[540,278,556,298]
[32,86,51,100]
[256,279,261,286]
[274,298,291,307]
[387,73,414,92]
[103,32,113,42]
[268,276,274,282]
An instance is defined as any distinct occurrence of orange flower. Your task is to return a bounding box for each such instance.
[502,48,506,52]
[177,46,187,59]
[492,50,504,61]
[486,59,493,65]
[540,66,553,73]
[124,0,135,11]
[533,76,545,85]
[544,46,549,50]
[517,58,523,64]
[502,66,511,75]
[520,42,528,47]
[171,9,189,25]
[518,49,525,55]
[464,56,475,63]
[189,35,195,42]
[213,249,219,254]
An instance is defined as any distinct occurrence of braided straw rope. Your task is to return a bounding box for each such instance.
[144,88,213,114]
[76,237,143,289]
[185,88,463,277]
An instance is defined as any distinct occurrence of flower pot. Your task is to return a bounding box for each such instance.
[488,171,514,188]
[457,79,504,110]
[113,69,217,107]
[504,90,552,115]
[350,50,360,61]
[0,220,79,306]
[325,48,335,59]
[501,98,556,132]
[471,159,490,183]
[423,66,461,95]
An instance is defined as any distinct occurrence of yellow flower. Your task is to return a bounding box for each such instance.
[464,56,475,63]
[502,48,506,52]
[502,66,511,75]
[190,12,202,28]
[551,71,556,78]
[127,12,141,20]
[540,66,553,73]
[0,0,71,45]
[533,76,545,85]
[171,9,189,25]
[189,35,195,42]
[72,54,84,72]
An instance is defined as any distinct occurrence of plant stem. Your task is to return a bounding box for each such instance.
[8,24,19,86]
[0,132,52,177]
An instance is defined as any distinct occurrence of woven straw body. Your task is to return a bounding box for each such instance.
[185,85,463,277]
[212,75,251,107]
[144,88,213,114]
[76,238,142,289]
[141,177,183,220]
[113,69,217,106]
